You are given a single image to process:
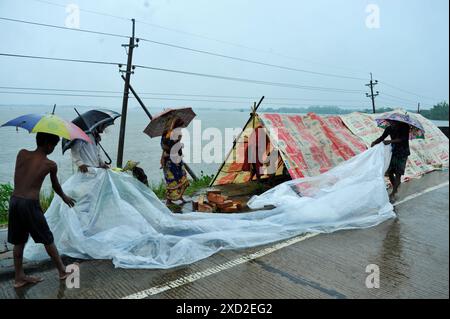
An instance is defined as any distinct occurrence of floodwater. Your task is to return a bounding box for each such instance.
[0,106,446,190]
[0,105,250,189]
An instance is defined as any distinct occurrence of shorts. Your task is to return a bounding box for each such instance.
[387,153,409,176]
[7,196,54,245]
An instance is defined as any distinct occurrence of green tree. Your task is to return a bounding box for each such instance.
[420,102,449,120]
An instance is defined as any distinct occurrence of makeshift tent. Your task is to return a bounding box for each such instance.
[211,112,367,185]
[212,111,449,186]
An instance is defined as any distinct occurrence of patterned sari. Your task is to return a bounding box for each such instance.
[161,130,189,201]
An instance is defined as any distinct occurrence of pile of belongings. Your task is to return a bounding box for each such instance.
[193,190,243,213]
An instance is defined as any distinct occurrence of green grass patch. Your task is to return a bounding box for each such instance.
[0,184,55,226]
[40,190,55,213]
[151,171,214,200]
[151,180,167,200]
[185,172,214,197]
[0,183,13,226]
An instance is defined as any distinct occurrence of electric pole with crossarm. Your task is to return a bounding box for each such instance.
[117,19,139,168]
[366,72,379,114]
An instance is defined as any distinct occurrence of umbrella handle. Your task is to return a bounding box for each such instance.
[16,120,26,132]
[73,107,114,165]
[98,142,112,165]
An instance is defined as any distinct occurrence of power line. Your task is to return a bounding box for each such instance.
[0,52,123,66]
[379,81,436,101]
[0,90,368,108]
[27,0,449,101]
[135,24,369,76]
[378,95,412,104]
[0,86,368,103]
[381,92,422,104]
[31,0,130,22]
[1,15,366,81]
[135,64,365,94]
[5,7,439,101]
[377,96,408,104]
[28,0,370,76]
[379,93,431,107]
[0,91,121,99]
[0,90,246,103]
[0,52,365,93]
[0,16,129,39]
[377,99,432,110]
[0,86,119,94]
[377,98,407,106]
[139,38,367,81]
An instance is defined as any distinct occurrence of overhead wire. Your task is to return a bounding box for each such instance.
[0,85,367,102]
[28,0,371,75]
[0,52,123,66]
[2,3,443,104]
[0,52,366,94]
[0,15,367,81]
[0,90,368,108]
[0,16,129,39]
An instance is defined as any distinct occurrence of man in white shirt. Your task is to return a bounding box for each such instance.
[71,124,109,173]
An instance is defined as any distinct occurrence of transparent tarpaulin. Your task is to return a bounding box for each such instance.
[25,144,395,269]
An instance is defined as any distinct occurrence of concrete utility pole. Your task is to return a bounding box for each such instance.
[120,75,199,181]
[117,19,139,168]
[365,72,379,114]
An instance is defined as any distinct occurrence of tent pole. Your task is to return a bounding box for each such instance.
[209,96,265,186]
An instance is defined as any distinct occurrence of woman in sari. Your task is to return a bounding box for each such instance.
[160,118,190,205]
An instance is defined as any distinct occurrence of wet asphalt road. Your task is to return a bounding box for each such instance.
[0,171,448,299]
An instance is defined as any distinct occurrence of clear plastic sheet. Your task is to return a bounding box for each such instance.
[25,144,394,269]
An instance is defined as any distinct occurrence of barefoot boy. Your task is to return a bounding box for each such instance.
[8,132,76,288]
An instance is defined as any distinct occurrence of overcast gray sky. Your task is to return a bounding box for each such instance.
[0,0,448,110]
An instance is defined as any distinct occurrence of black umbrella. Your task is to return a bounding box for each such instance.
[62,109,121,157]
[72,109,120,133]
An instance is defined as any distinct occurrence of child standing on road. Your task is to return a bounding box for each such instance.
[8,132,76,288]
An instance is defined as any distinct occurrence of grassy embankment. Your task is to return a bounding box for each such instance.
[0,172,213,226]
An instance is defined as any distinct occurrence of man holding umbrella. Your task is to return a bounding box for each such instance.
[63,109,120,173]
[71,123,109,173]
[371,112,425,202]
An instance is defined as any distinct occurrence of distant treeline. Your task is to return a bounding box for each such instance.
[262,105,356,115]
[418,102,449,121]
[257,102,449,121]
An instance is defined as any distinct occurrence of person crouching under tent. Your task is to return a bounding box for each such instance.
[371,119,410,202]
[71,123,109,173]
[160,118,190,205]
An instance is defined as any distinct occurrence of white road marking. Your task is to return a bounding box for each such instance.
[122,182,449,299]
[393,181,449,207]
[122,233,318,299]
